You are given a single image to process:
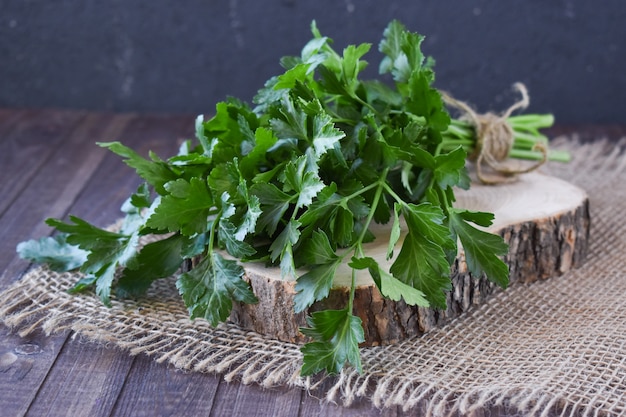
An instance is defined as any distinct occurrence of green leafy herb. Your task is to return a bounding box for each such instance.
[17,234,88,272]
[176,252,257,326]
[17,19,566,376]
[146,178,214,236]
[300,308,364,376]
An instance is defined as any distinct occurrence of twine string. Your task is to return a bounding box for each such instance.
[442,83,548,184]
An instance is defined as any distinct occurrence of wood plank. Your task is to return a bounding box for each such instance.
[0,112,85,417]
[0,328,68,417]
[0,109,38,137]
[0,108,21,126]
[0,111,135,417]
[22,113,194,417]
[0,108,31,138]
[0,111,133,286]
[111,355,220,417]
[24,342,133,417]
[297,379,402,417]
[0,109,86,217]
[208,380,302,417]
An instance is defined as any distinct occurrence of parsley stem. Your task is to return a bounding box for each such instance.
[352,94,380,117]
[206,216,217,256]
[348,267,357,312]
[356,168,389,245]
[507,114,554,129]
[347,167,389,313]
[442,113,567,163]
[381,182,406,209]
[322,101,359,125]
[435,186,452,216]
[340,181,379,202]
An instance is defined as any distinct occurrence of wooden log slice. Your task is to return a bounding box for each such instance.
[226,172,590,346]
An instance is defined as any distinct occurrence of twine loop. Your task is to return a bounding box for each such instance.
[442,83,547,184]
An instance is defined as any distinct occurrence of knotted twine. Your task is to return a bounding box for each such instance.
[442,83,548,184]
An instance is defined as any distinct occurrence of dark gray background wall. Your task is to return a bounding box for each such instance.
[1,1,624,123]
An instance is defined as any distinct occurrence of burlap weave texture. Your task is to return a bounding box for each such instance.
[1,137,625,416]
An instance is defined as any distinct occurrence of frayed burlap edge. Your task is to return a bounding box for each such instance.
[2,137,626,416]
[0,271,311,390]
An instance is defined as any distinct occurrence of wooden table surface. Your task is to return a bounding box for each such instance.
[0,108,619,417]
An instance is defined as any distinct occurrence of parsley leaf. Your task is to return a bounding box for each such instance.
[99,142,177,195]
[300,308,364,375]
[218,219,256,258]
[117,233,185,297]
[176,252,257,326]
[46,215,140,307]
[240,127,278,178]
[17,234,88,272]
[378,20,405,75]
[294,260,342,313]
[283,156,325,210]
[406,71,450,132]
[194,115,214,157]
[350,256,429,307]
[299,229,338,265]
[311,112,346,158]
[449,210,509,288]
[251,182,293,236]
[293,230,341,312]
[147,177,214,236]
[340,43,371,94]
[389,203,455,309]
[269,220,301,279]
[235,193,262,241]
[387,203,402,260]
[434,146,471,191]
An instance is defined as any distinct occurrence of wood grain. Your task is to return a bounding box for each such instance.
[0,111,105,416]
[0,328,67,417]
[209,382,302,417]
[229,173,590,345]
[18,113,190,417]
[112,355,220,417]
[25,342,134,417]
[0,112,130,287]
[0,110,85,216]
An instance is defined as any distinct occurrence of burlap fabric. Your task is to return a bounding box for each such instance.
[1,137,626,416]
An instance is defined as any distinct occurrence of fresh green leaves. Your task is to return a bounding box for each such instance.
[45,215,140,307]
[117,234,186,297]
[349,256,429,307]
[449,210,509,288]
[176,252,257,326]
[390,204,455,309]
[294,231,341,312]
[300,308,364,375]
[99,142,177,195]
[16,19,524,378]
[252,183,293,236]
[17,234,88,272]
[147,178,214,236]
[379,20,426,83]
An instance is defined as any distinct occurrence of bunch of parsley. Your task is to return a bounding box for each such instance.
[19,21,558,376]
